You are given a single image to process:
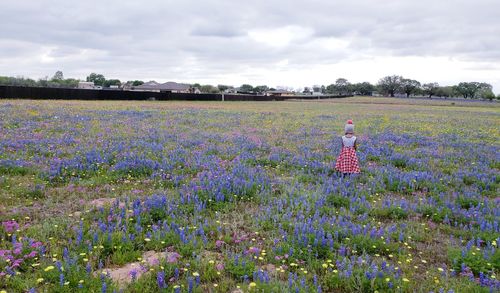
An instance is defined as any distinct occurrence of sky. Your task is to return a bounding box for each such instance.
[1,0,499,93]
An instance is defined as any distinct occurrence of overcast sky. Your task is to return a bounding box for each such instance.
[1,0,499,93]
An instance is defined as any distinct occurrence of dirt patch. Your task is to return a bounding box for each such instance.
[100,250,178,287]
[89,197,125,209]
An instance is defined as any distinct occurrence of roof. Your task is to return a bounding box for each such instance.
[160,82,191,91]
[266,89,293,94]
[134,81,190,91]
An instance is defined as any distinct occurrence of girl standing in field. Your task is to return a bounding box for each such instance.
[335,120,361,175]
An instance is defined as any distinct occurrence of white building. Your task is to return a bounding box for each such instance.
[78,81,96,89]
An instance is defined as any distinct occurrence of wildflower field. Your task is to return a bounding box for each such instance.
[0,98,499,293]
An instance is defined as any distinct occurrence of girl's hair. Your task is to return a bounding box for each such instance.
[344,120,354,134]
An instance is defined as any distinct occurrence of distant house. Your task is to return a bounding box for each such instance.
[189,87,201,94]
[265,89,294,97]
[78,81,96,89]
[133,81,191,93]
[312,90,324,96]
[132,81,160,91]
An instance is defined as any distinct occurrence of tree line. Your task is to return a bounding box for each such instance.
[374,75,496,100]
[317,76,496,100]
[0,72,498,100]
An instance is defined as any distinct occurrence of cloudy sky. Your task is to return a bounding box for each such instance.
[1,0,499,93]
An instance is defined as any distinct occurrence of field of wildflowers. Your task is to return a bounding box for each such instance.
[0,98,498,292]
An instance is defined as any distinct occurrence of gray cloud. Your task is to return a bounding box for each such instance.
[1,0,499,92]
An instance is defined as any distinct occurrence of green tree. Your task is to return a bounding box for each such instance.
[326,84,335,94]
[435,86,454,98]
[217,85,232,92]
[254,85,269,94]
[239,84,254,93]
[199,84,220,93]
[132,80,144,86]
[86,73,106,86]
[453,82,483,99]
[422,82,439,98]
[401,79,421,98]
[52,70,64,81]
[477,83,494,100]
[103,79,121,87]
[377,75,403,97]
[335,78,351,95]
[352,82,375,96]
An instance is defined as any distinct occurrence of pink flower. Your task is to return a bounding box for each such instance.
[31,241,43,248]
[11,259,23,268]
[25,251,37,258]
[0,250,11,258]
[216,263,225,271]
[2,220,19,233]
[215,240,225,248]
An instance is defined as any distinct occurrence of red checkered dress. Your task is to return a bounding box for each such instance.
[335,136,360,174]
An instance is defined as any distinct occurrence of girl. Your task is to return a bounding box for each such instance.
[335,119,361,175]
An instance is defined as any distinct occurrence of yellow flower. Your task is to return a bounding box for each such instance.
[438,268,444,272]
[213,284,218,287]
[402,278,410,282]
[193,272,200,277]
[44,265,55,272]
[144,238,151,242]
[322,263,328,268]
[79,280,84,284]
[37,278,44,283]
[249,282,257,287]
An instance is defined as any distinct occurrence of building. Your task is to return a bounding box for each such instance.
[133,81,192,93]
[78,81,96,89]
[265,89,294,97]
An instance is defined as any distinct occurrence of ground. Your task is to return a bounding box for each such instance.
[0,97,499,292]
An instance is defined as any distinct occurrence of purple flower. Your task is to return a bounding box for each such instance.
[129,269,138,281]
[156,271,166,289]
[2,220,19,233]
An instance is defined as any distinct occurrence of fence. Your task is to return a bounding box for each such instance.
[0,86,352,101]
